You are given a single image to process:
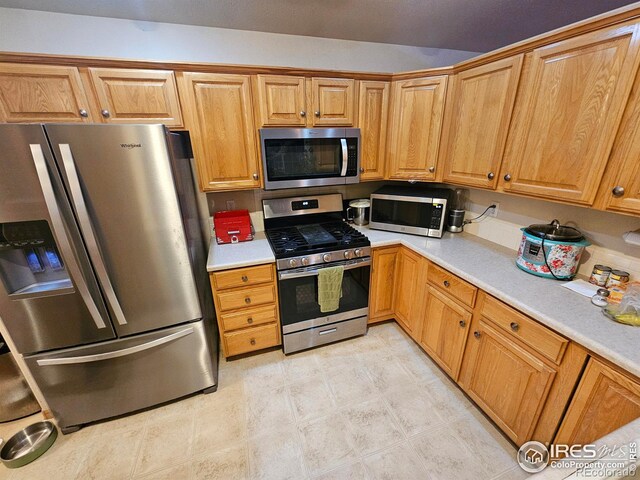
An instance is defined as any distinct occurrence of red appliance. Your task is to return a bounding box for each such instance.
[214,209,253,245]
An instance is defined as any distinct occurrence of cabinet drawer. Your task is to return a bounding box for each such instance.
[427,263,477,308]
[211,264,274,290]
[216,284,276,312]
[224,323,280,356]
[220,304,278,332]
[482,295,568,364]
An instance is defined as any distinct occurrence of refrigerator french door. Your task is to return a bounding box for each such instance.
[0,124,217,433]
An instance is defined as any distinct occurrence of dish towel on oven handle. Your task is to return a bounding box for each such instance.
[318,265,344,313]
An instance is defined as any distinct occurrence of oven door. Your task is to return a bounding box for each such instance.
[369,194,446,238]
[260,128,360,190]
[277,257,370,334]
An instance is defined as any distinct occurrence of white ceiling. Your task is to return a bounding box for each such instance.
[0,0,637,52]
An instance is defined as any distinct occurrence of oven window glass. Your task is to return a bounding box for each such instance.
[370,198,434,228]
[264,139,344,181]
[278,264,370,327]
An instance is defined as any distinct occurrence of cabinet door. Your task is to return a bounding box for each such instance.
[178,72,261,191]
[311,78,356,126]
[357,81,390,181]
[394,248,425,337]
[441,56,523,189]
[460,318,556,445]
[555,358,640,446]
[500,23,640,205]
[255,75,307,127]
[0,63,93,123]
[420,286,472,380]
[88,68,183,126]
[369,247,398,323]
[387,76,448,181]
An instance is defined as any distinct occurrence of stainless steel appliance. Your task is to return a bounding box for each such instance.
[0,124,217,433]
[447,188,467,233]
[260,128,361,190]
[369,185,450,238]
[263,194,370,353]
[346,199,370,226]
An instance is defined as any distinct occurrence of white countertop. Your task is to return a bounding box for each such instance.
[207,225,640,378]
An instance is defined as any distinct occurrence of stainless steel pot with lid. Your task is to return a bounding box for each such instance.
[524,219,585,242]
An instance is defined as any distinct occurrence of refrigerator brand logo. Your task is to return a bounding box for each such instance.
[120,143,142,149]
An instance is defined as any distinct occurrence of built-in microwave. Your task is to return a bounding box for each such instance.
[260,128,360,190]
[369,185,451,238]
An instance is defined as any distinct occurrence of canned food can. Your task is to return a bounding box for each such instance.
[606,270,630,288]
[589,264,612,287]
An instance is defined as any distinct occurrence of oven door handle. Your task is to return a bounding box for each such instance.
[340,138,348,177]
[278,258,371,280]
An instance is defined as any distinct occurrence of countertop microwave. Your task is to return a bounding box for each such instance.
[260,128,360,190]
[369,186,451,238]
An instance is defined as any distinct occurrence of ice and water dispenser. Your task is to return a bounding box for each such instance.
[0,220,71,297]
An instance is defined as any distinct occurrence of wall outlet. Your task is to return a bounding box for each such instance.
[489,202,500,218]
[226,200,236,211]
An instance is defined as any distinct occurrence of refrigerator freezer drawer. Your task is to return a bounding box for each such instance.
[24,319,216,430]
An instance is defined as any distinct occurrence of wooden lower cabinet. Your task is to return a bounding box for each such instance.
[394,248,427,338]
[555,358,640,446]
[210,263,281,357]
[368,247,399,323]
[419,286,472,380]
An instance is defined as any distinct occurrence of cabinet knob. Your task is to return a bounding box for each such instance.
[245,297,251,304]
[300,111,306,117]
[510,322,519,331]
[474,331,481,339]
[101,109,110,118]
[443,280,450,288]
[250,338,256,345]
[247,317,253,324]
[252,173,259,181]
[612,185,625,197]
[503,174,512,182]
[79,109,89,118]
[487,172,495,180]
[359,167,365,174]
[428,166,435,173]
[315,111,321,117]
[241,275,248,283]
[459,320,466,328]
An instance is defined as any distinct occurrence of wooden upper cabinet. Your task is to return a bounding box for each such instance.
[369,246,399,323]
[500,22,640,205]
[357,81,390,181]
[387,76,448,181]
[441,56,523,189]
[254,75,307,127]
[87,68,183,126]
[555,358,640,446]
[178,72,261,191]
[460,317,556,445]
[311,78,356,126]
[420,286,472,380]
[0,63,93,123]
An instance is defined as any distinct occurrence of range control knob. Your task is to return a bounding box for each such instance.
[289,258,298,268]
[344,250,353,259]
[354,248,362,257]
[322,253,331,262]
[301,257,309,266]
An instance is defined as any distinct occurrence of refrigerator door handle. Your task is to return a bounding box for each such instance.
[36,327,194,366]
[58,143,128,326]
[29,144,108,330]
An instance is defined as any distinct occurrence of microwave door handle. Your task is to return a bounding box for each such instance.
[340,138,348,177]
[58,144,128,326]
[29,144,108,330]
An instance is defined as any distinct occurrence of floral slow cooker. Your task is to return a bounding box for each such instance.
[516,219,590,280]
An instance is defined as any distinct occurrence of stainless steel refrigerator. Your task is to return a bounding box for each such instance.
[0,124,218,433]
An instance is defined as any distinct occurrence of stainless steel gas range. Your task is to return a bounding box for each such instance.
[263,194,370,354]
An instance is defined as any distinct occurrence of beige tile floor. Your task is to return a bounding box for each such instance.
[0,322,530,480]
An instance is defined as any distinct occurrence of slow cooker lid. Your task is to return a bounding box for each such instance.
[525,219,585,242]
